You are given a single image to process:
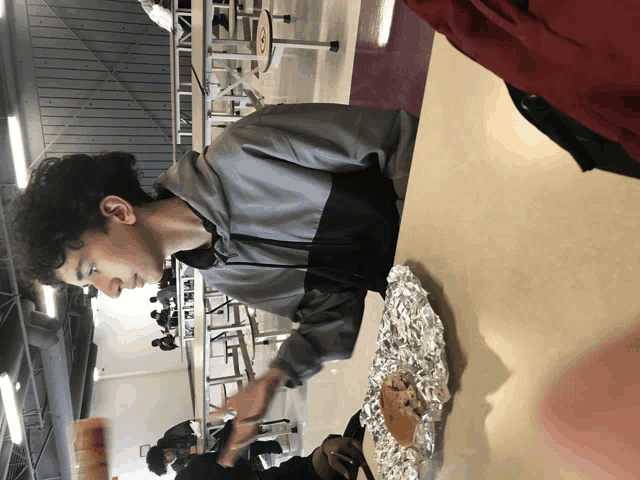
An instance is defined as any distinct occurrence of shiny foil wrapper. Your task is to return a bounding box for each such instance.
[361,265,451,480]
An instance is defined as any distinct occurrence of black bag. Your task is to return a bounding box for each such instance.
[506,83,640,179]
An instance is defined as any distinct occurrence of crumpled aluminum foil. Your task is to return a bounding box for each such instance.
[361,265,451,480]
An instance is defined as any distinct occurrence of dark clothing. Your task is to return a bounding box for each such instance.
[159,267,177,288]
[177,412,366,479]
[176,453,255,480]
[156,311,170,330]
[213,420,282,458]
[159,334,178,351]
[175,452,322,480]
[259,455,323,480]
[156,309,179,331]
[506,82,640,180]
[170,453,198,473]
[158,420,197,472]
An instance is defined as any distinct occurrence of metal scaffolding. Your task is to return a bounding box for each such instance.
[0,201,41,480]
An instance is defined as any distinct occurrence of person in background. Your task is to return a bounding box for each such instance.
[146,420,199,475]
[152,333,178,351]
[147,417,287,475]
[151,308,177,334]
[150,284,177,308]
[147,444,197,475]
[175,435,365,480]
[159,266,176,288]
[137,0,229,39]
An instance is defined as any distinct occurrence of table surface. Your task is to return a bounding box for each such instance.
[361,33,640,480]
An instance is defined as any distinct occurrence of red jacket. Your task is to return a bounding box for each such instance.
[405,0,640,161]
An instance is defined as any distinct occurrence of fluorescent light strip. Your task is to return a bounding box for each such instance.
[8,116,28,189]
[0,373,23,444]
[43,286,56,317]
[377,0,395,47]
[0,0,5,19]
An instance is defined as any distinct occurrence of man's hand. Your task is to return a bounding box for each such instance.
[323,438,366,479]
[211,368,286,466]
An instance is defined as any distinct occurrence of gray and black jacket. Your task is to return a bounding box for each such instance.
[154,103,418,387]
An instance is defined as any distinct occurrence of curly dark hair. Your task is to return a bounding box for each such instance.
[146,445,168,476]
[10,152,155,287]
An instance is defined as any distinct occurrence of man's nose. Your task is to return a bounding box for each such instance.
[93,274,121,299]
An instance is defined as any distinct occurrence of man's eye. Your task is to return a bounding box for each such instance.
[89,265,98,276]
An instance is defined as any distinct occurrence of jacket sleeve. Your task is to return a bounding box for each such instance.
[229,103,418,215]
[269,288,368,388]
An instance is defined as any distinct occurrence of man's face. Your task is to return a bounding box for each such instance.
[56,197,164,298]
[164,449,177,465]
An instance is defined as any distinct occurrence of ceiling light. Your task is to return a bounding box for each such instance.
[15,382,20,391]
[8,116,28,189]
[377,0,395,47]
[43,286,56,317]
[0,373,23,444]
[0,0,5,18]
[93,368,100,382]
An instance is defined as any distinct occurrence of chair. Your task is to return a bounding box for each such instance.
[244,305,290,347]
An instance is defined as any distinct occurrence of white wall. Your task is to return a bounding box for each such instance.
[92,370,191,478]
[90,285,192,477]
[94,284,184,377]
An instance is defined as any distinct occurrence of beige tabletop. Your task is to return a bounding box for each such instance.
[385,34,640,480]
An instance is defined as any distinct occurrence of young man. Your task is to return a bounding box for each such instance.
[146,419,200,475]
[11,103,417,465]
[151,306,178,334]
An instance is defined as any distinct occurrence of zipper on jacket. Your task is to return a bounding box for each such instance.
[230,233,359,250]
[226,234,367,287]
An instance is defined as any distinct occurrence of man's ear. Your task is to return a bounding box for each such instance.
[99,195,136,225]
